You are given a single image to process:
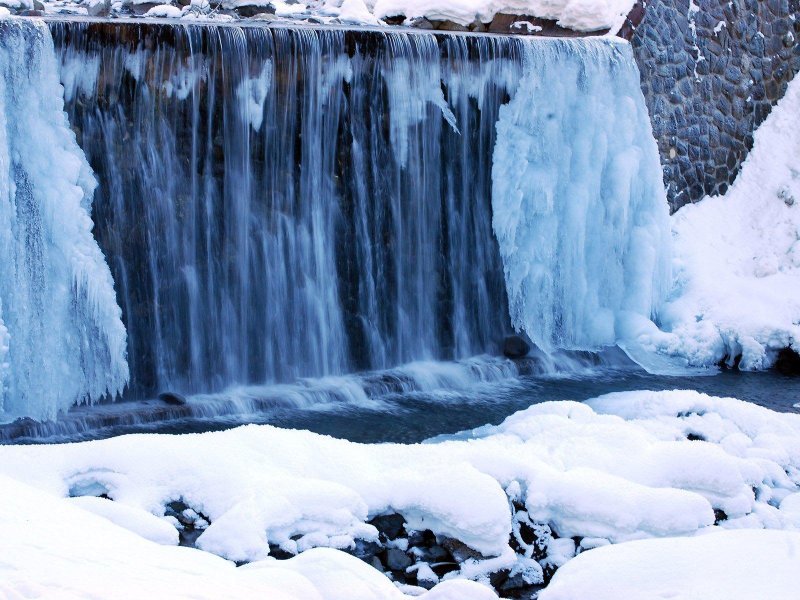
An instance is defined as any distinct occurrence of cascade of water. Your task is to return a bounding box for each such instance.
[0,18,128,421]
[492,39,671,353]
[50,22,519,398]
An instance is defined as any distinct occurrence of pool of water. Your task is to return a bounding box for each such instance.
[6,352,797,445]
[259,369,800,444]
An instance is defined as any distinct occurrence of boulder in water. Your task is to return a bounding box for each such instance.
[503,335,530,359]
[158,391,188,406]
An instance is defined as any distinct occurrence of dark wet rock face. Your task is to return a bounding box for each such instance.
[631,0,800,211]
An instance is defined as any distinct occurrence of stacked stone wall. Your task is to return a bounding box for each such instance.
[631,0,800,211]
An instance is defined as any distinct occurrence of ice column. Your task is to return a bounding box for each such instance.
[492,39,671,352]
[0,19,128,420]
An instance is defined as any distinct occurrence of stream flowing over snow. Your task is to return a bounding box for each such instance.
[492,40,671,353]
[0,18,128,421]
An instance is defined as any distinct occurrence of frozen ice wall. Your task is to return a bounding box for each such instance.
[492,38,671,352]
[0,18,128,420]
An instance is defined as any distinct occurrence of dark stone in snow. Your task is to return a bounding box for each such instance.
[369,513,406,540]
[158,391,188,405]
[416,544,450,563]
[351,539,382,560]
[503,335,530,358]
[442,538,487,562]
[268,544,295,560]
[384,548,413,571]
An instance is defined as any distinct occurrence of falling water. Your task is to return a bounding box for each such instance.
[50,22,519,399]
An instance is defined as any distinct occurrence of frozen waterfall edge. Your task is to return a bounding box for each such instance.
[0,18,128,421]
[492,38,672,356]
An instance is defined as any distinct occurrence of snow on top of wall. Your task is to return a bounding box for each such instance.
[36,0,635,33]
[328,0,636,31]
[631,73,800,370]
[1,389,800,598]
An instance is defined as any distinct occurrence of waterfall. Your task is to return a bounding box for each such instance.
[50,22,519,399]
[0,18,128,421]
[0,20,671,419]
[492,39,671,353]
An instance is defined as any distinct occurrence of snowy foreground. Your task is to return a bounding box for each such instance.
[2,390,800,598]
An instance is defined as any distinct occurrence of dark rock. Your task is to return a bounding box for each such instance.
[408,17,434,29]
[158,391,188,406]
[503,335,531,359]
[441,538,487,562]
[489,569,510,589]
[382,14,404,25]
[235,2,275,17]
[430,561,459,578]
[406,529,429,547]
[415,544,450,563]
[369,513,406,540]
[384,548,413,571]
[686,432,707,441]
[501,573,530,591]
[436,20,468,32]
[351,539,382,560]
[268,544,295,560]
[713,508,728,524]
[775,347,800,375]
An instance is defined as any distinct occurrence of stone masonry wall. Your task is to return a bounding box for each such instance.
[631,0,800,211]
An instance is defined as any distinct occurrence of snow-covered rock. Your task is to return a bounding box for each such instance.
[0,475,494,599]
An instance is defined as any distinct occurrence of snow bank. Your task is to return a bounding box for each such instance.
[1,389,799,592]
[640,73,800,370]
[0,475,493,599]
[539,529,800,600]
